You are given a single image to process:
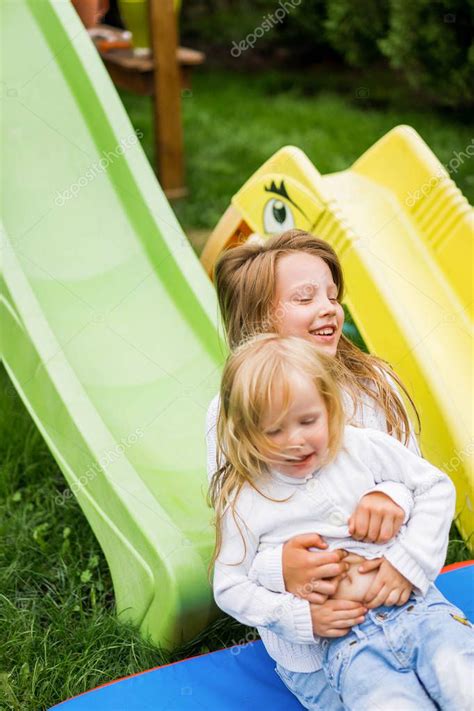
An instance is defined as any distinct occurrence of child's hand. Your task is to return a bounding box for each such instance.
[360,558,412,609]
[282,534,349,604]
[348,492,405,544]
[310,599,366,637]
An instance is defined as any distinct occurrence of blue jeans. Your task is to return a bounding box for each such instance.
[275,586,474,711]
[275,665,345,711]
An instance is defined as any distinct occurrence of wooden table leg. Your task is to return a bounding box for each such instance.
[149,0,187,198]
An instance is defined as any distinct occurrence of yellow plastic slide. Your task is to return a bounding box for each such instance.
[202,126,474,550]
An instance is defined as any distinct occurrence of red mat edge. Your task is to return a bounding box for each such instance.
[439,560,473,573]
[51,560,474,708]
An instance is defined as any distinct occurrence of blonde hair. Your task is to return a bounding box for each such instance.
[214,228,420,445]
[208,333,346,570]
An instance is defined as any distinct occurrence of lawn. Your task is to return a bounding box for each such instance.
[1,68,472,710]
[121,69,474,233]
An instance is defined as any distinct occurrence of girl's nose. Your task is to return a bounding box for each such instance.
[318,297,336,315]
[287,428,305,448]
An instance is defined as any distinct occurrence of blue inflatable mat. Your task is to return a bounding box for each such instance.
[52,562,474,710]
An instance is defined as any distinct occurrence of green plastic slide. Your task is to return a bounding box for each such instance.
[1,0,224,647]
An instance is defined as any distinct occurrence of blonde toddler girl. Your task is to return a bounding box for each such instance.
[210,335,472,711]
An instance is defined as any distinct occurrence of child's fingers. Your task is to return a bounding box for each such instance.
[398,587,412,606]
[391,511,405,537]
[305,592,328,604]
[309,561,349,580]
[378,515,395,543]
[365,583,390,609]
[291,532,328,550]
[331,615,365,629]
[324,628,351,638]
[358,557,383,574]
[384,588,402,606]
[310,577,343,596]
[348,514,354,534]
[363,571,385,602]
[329,600,367,611]
[351,509,369,540]
[307,549,347,568]
[329,606,367,620]
[366,511,382,542]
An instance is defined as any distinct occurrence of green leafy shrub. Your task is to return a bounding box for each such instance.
[274,0,334,61]
[379,0,474,108]
[181,0,278,49]
[181,0,473,107]
[324,0,389,66]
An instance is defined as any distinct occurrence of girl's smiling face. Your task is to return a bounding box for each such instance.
[273,252,344,357]
[261,370,330,479]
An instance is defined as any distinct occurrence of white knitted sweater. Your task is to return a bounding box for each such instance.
[212,426,455,672]
[206,383,421,595]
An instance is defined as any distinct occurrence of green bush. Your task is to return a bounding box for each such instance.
[181,0,277,49]
[181,0,474,107]
[324,0,389,66]
[274,0,333,61]
[379,0,474,108]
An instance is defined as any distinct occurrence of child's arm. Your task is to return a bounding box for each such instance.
[214,496,317,645]
[358,428,456,595]
[215,501,366,640]
[247,484,412,599]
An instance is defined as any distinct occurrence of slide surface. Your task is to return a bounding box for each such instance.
[324,127,473,548]
[203,133,473,549]
[1,0,224,646]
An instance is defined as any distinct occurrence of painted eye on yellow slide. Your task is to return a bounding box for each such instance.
[263,198,295,233]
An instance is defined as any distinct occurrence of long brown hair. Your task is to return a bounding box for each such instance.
[214,229,420,445]
[208,334,346,570]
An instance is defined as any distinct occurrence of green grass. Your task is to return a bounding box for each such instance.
[120,69,474,232]
[0,367,250,709]
[2,68,472,709]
